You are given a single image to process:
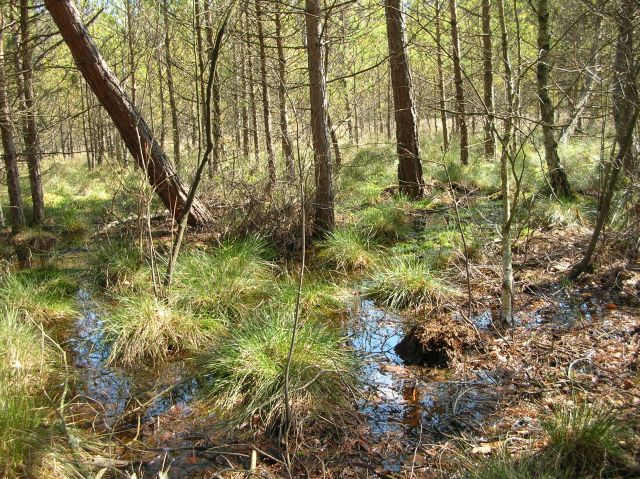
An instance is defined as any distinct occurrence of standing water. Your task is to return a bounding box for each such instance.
[70,289,198,428]
[348,299,496,473]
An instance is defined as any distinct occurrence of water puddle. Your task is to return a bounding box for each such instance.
[70,289,197,428]
[348,299,496,473]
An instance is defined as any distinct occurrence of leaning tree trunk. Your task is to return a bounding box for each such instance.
[305,0,335,234]
[0,10,25,230]
[44,0,213,226]
[568,0,638,279]
[481,0,495,157]
[536,0,571,198]
[19,0,44,224]
[384,0,424,199]
[449,0,469,165]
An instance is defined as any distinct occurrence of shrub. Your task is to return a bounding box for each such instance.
[173,236,275,317]
[103,293,219,366]
[0,269,77,323]
[202,310,357,433]
[317,227,379,271]
[363,256,459,310]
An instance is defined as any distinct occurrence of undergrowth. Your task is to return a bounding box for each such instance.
[0,268,77,323]
[364,256,459,310]
[202,310,358,434]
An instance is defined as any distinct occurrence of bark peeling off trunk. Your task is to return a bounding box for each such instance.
[44,0,213,227]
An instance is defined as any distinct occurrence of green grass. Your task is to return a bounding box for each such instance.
[103,293,220,366]
[358,195,414,241]
[466,450,556,479]
[541,402,631,478]
[363,256,459,310]
[317,226,379,271]
[202,310,358,433]
[0,307,54,476]
[86,240,148,291]
[468,403,635,479]
[173,236,275,318]
[528,195,595,229]
[269,275,349,320]
[0,268,78,323]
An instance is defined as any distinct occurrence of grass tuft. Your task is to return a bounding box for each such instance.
[103,293,219,366]
[202,310,357,433]
[87,240,148,291]
[317,227,379,271]
[358,195,414,241]
[0,269,77,323]
[0,307,54,475]
[173,236,275,317]
[541,402,631,477]
[364,256,459,310]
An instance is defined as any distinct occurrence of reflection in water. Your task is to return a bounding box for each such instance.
[70,289,197,427]
[348,299,494,473]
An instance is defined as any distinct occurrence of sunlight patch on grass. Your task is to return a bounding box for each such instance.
[317,226,380,271]
[0,269,77,323]
[363,256,459,310]
[202,310,358,433]
[103,293,219,367]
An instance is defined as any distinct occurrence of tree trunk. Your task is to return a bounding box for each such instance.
[240,31,250,161]
[384,0,424,199]
[481,0,495,157]
[246,21,260,167]
[45,0,213,226]
[536,0,571,198]
[559,15,602,145]
[19,0,44,224]
[274,6,294,180]
[305,0,334,233]
[162,0,181,170]
[435,0,449,150]
[0,11,25,230]
[254,0,276,185]
[449,0,469,165]
[497,0,514,323]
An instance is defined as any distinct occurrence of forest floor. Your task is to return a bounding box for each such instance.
[1,140,640,478]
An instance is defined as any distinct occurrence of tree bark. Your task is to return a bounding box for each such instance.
[536,0,571,198]
[305,0,334,233]
[449,0,469,165]
[559,15,602,145]
[274,6,294,179]
[497,0,514,323]
[435,0,449,150]
[0,10,25,231]
[162,0,181,170]
[254,0,276,185]
[384,0,424,198]
[19,0,44,224]
[481,0,495,157]
[45,0,213,226]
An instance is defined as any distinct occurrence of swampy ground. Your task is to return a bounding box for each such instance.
[2,140,640,478]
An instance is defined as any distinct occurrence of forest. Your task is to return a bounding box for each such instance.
[0,0,639,476]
